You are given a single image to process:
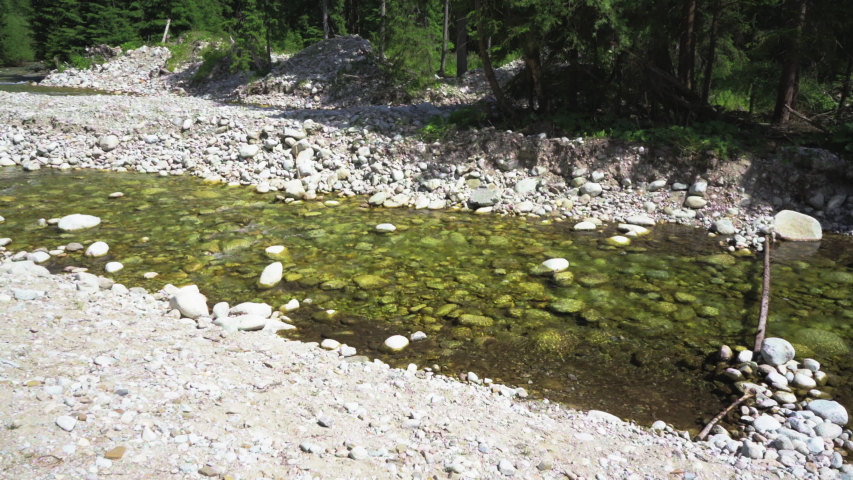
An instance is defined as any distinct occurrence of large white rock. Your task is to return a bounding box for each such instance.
[237,315,269,331]
[105,262,123,273]
[98,135,119,152]
[168,285,209,319]
[212,302,230,319]
[625,215,656,226]
[760,337,795,366]
[85,241,109,257]
[239,144,259,158]
[375,223,396,233]
[808,400,849,425]
[774,210,822,241]
[258,262,283,289]
[231,302,272,318]
[574,221,597,231]
[57,214,101,231]
[384,335,409,352]
[27,251,50,263]
[265,245,289,259]
[541,258,569,273]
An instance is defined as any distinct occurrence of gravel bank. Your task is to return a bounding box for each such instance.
[0,260,781,480]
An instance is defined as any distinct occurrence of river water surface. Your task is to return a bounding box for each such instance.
[2,167,853,431]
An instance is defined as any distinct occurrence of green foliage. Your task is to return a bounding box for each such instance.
[68,52,102,70]
[0,0,36,66]
[163,30,225,71]
[190,46,229,84]
[421,104,489,142]
[119,40,144,51]
[381,0,442,94]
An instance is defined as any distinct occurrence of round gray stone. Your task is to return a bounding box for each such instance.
[760,337,795,366]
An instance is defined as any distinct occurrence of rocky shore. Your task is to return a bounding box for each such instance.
[0,258,797,480]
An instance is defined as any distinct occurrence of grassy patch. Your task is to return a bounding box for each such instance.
[68,53,104,71]
[420,104,489,142]
[162,31,226,72]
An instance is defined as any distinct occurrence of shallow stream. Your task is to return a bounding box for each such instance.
[2,168,853,431]
[0,65,107,96]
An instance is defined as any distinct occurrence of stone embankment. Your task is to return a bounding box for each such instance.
[0,256,803,480]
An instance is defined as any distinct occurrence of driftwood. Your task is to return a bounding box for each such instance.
[695,391,756,441]
[753,235,773,355]
[784,105,830,133]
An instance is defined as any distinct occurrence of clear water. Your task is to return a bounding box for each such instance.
[0,66,108,96]
[2,167,852,430]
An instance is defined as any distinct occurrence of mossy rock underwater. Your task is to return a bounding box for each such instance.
[792,328,850,357]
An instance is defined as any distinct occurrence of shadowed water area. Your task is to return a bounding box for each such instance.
[3,168,853,431]
[0,66,107,96]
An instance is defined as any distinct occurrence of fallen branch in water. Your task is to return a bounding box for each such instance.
[695,390,756,441]
[753,234,773,355]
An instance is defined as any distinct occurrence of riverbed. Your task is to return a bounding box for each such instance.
[2,167,852,430]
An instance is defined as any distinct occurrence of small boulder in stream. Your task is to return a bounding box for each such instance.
[774,210,822,241]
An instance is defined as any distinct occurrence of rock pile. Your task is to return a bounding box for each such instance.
[40,45,173,95]
[709,337,853,477]
[236,35,377,109]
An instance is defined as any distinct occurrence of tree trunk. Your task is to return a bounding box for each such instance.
[439,0,449,75]
[265,19,272,68]
[474,0,512,115]
[749,81,756,114]
[678,0,697,90]
[838,56,853,117]
[456,11,468,77]
[568,48,579,111]
[701,0,720,104]
[772,0,808,126]
[379,0,386,59]
[161,18,171,43]
[323,0,329,40]
[522,38,547,113]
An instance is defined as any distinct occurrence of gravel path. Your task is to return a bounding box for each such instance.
[0,261,779,480]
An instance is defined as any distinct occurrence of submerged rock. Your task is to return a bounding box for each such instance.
[795,328,849,356]
[774,210,822,241]
[85,241,109,257]
[258,262,283,289]
[352,274,387,290]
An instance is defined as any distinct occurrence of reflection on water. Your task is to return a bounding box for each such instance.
[2,167,853,430]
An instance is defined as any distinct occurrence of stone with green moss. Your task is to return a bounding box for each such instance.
[553,271,574,287]
[352,274,387,290]
[697,254,736,267]
[652,301,678,314]
[697,306,720,317]
[435,304,458,316]
[549,298,585,314]
[530,328,578,357]
[577,273,610,288]
[795,328,850,356]
[822,271,853,284]
[458,314,494,327]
